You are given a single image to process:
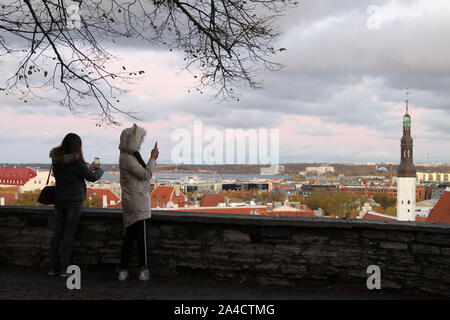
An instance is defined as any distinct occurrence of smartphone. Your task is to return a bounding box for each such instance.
[94,157,100,165]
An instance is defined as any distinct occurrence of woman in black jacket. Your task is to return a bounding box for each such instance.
[48,133,104,277]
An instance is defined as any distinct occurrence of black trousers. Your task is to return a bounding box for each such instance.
[49,203,83,271]
[120,219,148,269]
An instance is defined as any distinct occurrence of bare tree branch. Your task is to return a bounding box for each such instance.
[0,0,297,125]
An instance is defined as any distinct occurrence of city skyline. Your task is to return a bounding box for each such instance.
[1,0,449,164]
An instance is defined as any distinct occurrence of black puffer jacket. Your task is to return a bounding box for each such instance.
[50,147,104,204]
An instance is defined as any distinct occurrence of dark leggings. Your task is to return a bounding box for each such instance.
[49,203,83,271]
[120,219,148,269]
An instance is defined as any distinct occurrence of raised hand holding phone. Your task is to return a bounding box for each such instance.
[151,141,159,160]
[90,157,100,170]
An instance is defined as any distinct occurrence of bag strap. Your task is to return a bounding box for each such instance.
[46,165,53,186]
[133,151,147,168]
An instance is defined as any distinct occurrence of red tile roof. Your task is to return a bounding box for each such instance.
[151,185,188,208]
[427,190,450,223]
[200,193,227,207]
[86,188,120,207]
[362,212,397,221]
[273,184,294,189]
[0,168,36,186]
[174,206,268,215]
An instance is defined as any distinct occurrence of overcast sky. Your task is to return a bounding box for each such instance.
[1,0,449,165]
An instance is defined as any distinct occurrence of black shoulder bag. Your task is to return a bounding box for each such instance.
[38,166,55,205]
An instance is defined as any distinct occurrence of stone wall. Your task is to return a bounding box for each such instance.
[0,206,449,296]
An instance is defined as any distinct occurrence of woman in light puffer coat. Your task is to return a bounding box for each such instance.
[117,124,159,281]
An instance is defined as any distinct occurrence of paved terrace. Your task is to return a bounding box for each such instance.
[0,206,449,299]
[0,264,434,300]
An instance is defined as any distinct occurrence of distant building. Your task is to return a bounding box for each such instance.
[430,187,447,200]
[314,208,324,217]
[272,184,297,197]
[338,185,426,201]
[306,166,334,175]
[415,199,437,219]
[302,182,426,201]
[0,167,55,192]
[417,172,450,183]
[21,169,55,192]
[415,206,433,219]
[273,184,296,190]
[0,187,20,206]
[222,180,272,192]
[260,164,285,175]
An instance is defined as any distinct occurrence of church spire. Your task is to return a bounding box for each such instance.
[396,89,417,221]
[397,89,416,177]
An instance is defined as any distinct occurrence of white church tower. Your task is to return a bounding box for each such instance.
[397,89,416,221]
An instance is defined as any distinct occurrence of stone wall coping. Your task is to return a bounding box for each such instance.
[1,206,449,234]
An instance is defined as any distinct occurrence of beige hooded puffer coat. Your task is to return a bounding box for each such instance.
[119,124,156,228]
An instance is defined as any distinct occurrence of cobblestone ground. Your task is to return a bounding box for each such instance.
[0,264,434,300]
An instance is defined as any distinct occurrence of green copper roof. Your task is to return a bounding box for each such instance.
[403,113,411,127]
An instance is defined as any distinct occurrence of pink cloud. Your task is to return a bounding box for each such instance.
[109,49,200,99]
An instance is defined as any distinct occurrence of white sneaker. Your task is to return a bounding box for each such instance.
[118,270,129,282]
[139,269,150,281]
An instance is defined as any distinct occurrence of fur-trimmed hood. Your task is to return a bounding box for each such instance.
[119,123,147,153]
[49,147,81,164]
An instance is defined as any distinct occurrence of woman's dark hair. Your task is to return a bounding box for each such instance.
[60,133,85,163]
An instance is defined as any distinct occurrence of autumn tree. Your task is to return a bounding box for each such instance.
[324,172,336,179]
[10,189,42,206]
[259,192,271,201]
[83,193,103,208]
[289,193,304,203]
[291,175,306,182]
[230,190,253,201]
[11,189,104,207]
[0,0,297,125]
[373,192,396,210]
[384,206,396,217]
[270,189,285,202]
[305,190,365,218]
